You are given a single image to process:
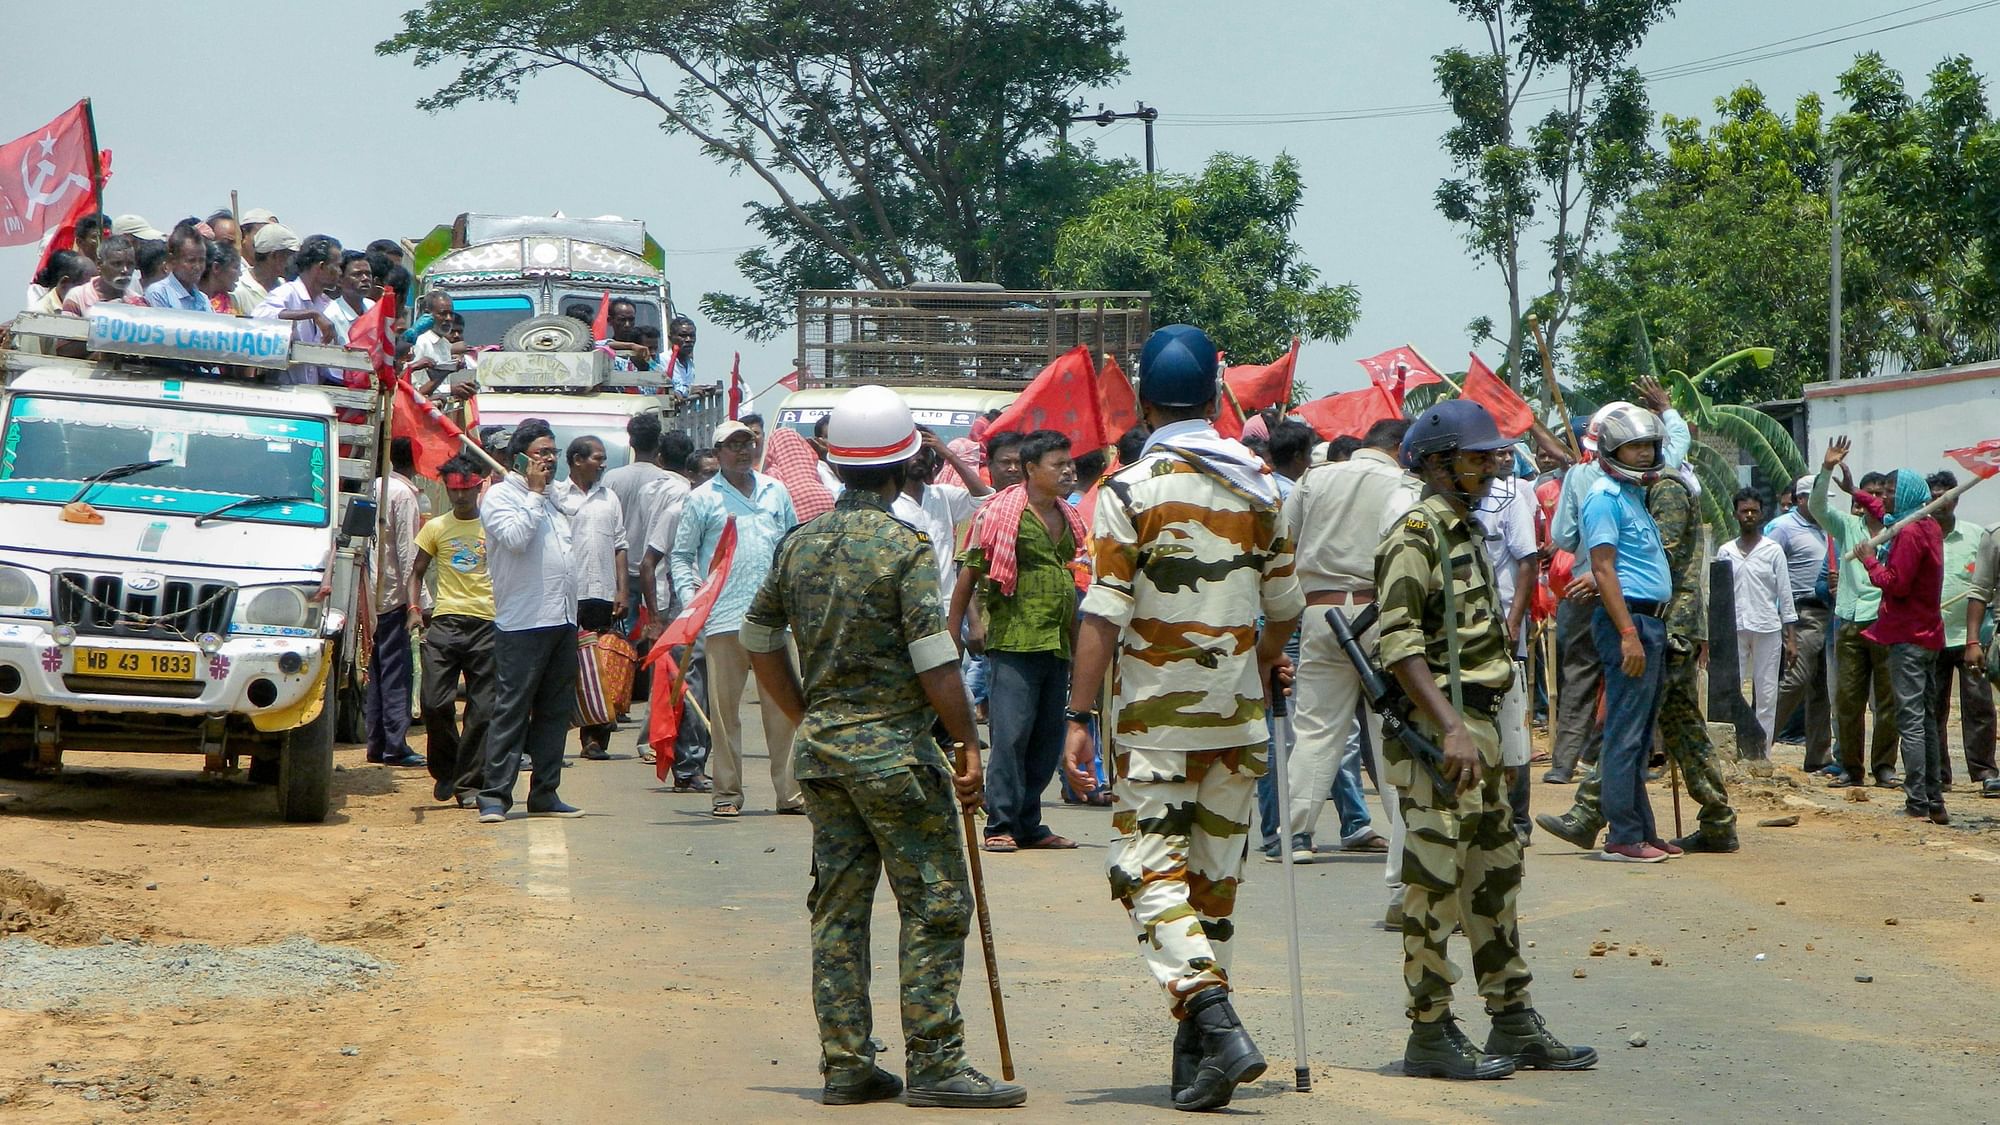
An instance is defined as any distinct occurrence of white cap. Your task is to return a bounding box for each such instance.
[825,385,921,467]
[239,207,279,226]
[712,420,755,445]
[251,224,300,255]
[110,214,163,241]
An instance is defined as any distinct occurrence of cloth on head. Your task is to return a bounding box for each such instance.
[1240,413,1270,444]
[761,427,836,522]
[966,483,1087,596]
[939,434,986,490]
[1886,468,1929,525]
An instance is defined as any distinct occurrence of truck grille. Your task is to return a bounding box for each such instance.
[52,572,236,640]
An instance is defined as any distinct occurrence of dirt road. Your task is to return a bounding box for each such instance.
[2,720,1998,1122]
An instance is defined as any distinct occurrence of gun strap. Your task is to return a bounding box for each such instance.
[1430,519,1467,719]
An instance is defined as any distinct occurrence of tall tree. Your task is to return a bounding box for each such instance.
[377,0,1130,338]
[1046,153,1361,366]
[1433,0,1674,391]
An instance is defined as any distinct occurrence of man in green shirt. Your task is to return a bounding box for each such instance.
[1811,452,1901,788]
[1926,471,1996,788]
[949,429,1086,852]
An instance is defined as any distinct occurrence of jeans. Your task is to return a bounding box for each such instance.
[479,623,577,811]
[1888,643,1944,813]
[365,606,414,759]
[983,649,1069,844]
[422,614,495,798]
[1331,728,1374,842]
[1594,608,1664,848]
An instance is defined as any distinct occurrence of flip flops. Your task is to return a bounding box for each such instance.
[982,835,1019,853]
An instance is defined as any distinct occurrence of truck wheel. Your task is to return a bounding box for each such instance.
[277,674,336,823]
[502,314,591,353]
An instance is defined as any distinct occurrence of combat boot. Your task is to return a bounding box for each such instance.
[1170,1014,1202,1098]
[1485,1006,1598,1070]
[821,1065,903,1105]
[1173,987,1266,1111]
[1404,1016,1516,1080]
[1535,810,1602,851]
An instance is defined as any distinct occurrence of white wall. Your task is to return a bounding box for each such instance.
[1804,361,2000,532]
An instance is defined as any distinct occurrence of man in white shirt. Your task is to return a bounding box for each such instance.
[890,428,992,606]
[324,250,375,345]
[602,417,682,635]
[252,231,342,385]
[638,445,708,789]
[475,422,587,822]
[365,438,427,768]
[1280,418,1421,904]
[1717,487,1799,746]
[557,435,627,760]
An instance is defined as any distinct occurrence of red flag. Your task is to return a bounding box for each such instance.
[33,148,108,277]
[1216,387,1247,441]
[1947,439,2000,481]
[1294,385,1400,441]
[1461,353,1534,439]
[391,373,466,479]
[728,352,744,419]
[987,345,1105,453]
[0,101,95,248]
[642,518,739,780]
[1097,353,1138,446]
[347,288,399,378]
[1223,337,1299,413]
[590,291,611,348]
[778,367,802,393]
[1356,345,1443,408]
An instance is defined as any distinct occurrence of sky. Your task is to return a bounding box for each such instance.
[4,0,1997,410]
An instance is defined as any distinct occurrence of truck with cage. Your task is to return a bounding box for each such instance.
[0,305,387,822]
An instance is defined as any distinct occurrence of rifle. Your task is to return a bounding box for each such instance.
[1324,605,1453,797]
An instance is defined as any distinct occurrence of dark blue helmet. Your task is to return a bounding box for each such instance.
[1138,324,1219,408]
[1401,399,1513,468]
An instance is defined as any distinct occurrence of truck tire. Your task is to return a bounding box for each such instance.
[277,674,336,823]
[502,314,591,353]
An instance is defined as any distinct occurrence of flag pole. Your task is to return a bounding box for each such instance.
[1527,317,1582,460]
[82,99,104,219]
[1859,475,1984,553]
[1404,345,1465,396]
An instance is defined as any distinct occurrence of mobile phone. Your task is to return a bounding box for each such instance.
[514,453,530,474]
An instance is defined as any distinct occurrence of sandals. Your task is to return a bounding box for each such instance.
[1086,791,1115,807]
[982,835,1019,853]
[1343,835,1390,853]
[712,804,740,818]
[1021,834,1078,850]
[639,747,658,764]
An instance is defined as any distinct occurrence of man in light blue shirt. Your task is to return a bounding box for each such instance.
[668,315,698,396]
[672,418,800,817]
[1579,405,1675,862]
[142,226,213,312]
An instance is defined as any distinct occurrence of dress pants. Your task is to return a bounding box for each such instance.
[365,606,414,759]
[705,629,801,812]
[1551,599,1602,775]
[422,614,495,798]
[479,623,577,811]
[1775,602,1834,767]
[1933,646,1998,784]
[1736,628,1784,747]
[1833,619,1900,779]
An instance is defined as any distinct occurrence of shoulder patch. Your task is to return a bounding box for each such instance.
[1403,511,1430,533]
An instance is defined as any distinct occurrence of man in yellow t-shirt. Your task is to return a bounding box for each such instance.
[412,456,498,807]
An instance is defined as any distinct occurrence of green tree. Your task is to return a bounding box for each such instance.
[377,0,1131,338]
[1571,85,1839,404]
[1831,52,2000,371]
[1045,153,1361,364]
[1433,0,1674,390]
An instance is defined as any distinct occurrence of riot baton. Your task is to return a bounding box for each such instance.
[1267,667,1311,1093]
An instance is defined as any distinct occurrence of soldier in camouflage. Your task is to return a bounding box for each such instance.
[1538,460,1741,852]
[1063,324,1304,1112]
[1375,400,1597,1081]
[741,385,1026,1111]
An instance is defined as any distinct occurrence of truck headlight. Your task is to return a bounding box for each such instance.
[0,566,35,609]
[241,587,312,629]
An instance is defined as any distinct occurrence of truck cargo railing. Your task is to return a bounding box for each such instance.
[796,286,1150,389]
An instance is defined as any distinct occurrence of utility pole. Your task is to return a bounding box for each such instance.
[1829,157,1844,381]
[1066,102,1159,174]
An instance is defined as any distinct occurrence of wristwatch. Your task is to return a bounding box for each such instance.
[1064,708,1097,725]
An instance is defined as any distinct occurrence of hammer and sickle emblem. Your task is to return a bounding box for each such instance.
[20,134,88,222]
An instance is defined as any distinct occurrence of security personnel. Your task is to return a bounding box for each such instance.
[1062,324,1304,1111]
[740,385,1026,1111]
[1375,400,1597,1080]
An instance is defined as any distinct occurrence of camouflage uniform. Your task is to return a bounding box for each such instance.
[1374,493,1533,1023]
[740,490,972,1087]
[1084,433,1305,1017]
[1561,475,1737,843]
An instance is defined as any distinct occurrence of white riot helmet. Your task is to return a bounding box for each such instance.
[824,384,922,467]
[1594,401,1664,484]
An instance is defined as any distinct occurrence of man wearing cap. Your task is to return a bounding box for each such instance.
[741,385,1026,1110]
[253,233,342,385]
[671,418,802,817]
[1061,324,1302,1111]
[1375,399,1596,1079]
[109,214,165,243]
[236,208,278,260]
[235,222,297,324]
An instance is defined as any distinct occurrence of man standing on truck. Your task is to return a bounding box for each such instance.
[366,438,427,769]
[253,233,343,386]
[671,419,801,818]
[414,455,497,806]
[667,315,697,395]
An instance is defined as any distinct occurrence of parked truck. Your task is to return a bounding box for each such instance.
[0,306,385,821]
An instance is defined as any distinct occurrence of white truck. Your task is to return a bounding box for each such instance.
[1803,360,2000,530]
[0,305,386,821]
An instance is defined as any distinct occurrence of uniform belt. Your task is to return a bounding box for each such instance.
[1625,599,1666,620]
[1458,682,1506,717]
[1306,589,1373,606]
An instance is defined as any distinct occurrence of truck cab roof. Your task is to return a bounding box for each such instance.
[7,367,336,418]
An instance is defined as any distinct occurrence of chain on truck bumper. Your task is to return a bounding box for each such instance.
[0,622,327,724]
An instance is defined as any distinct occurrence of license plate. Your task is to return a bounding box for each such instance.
[74,646,199,680]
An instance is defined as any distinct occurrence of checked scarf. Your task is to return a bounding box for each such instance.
[968,483,1088,596]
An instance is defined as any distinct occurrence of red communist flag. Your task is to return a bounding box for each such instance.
[1356,345,1443,409]
[1097,353,1139,446]
[1294,385,1399,441]
[1216,388,1248,441]
[1947,439,2000,480]
[34,148,109,277]
[347,286,399,381]
[727,352,744,419]
[391,372,466,479]
[643,517,739,779]
[987,345,1106,453]
[778,367,802,393]
[0,101,95,248]
[1224,337,1299,413]
[1461,353,1534,439]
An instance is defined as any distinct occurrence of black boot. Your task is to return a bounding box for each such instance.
[1404,1016,1516,1080]
[1172,988,1266,1111]
[1485,1006,1598,1070]
[1170,1015,1202,1098]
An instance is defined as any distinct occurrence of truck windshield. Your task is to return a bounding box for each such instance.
[453,294,537,348]
[0,395,331,526]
